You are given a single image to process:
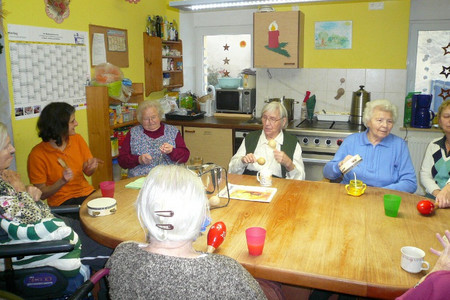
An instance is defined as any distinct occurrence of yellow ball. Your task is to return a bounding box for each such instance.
[257,157,266,165]
[268,139,276,149]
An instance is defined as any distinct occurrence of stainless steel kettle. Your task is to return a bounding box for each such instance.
[350,85,370,125]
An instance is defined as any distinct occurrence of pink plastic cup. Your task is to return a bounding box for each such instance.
[99,181,115,198]
[245,227,266,256]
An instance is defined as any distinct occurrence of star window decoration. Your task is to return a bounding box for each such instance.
[440,66,450,79]
[223,44,230,51]
[443,42,450,56]
[438,88,450,101]
[223,70,230,77]
[223,57,230,65]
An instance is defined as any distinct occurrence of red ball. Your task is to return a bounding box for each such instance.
[417,200,435,215]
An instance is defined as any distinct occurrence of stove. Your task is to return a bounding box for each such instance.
[286,118,365,181]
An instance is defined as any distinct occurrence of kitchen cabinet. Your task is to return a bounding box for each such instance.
[253,11,304,69]
[143,33,183,96]
[183,127,233,169]
[86,83,143,188]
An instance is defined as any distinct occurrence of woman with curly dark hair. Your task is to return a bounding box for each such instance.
[27,102,103,207]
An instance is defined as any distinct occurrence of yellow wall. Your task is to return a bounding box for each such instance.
[277,0,410,68]
[3,0,178,182]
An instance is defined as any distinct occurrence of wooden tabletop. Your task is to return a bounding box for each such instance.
[80,175,449,299]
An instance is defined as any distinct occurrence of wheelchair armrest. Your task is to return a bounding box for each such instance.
[50,205,80,215]
[0,240,75,259]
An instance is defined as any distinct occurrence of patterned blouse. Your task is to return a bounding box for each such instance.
[0,177,52,224]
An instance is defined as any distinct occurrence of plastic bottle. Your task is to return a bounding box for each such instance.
[403,92,420,127]
[112,158,121,182]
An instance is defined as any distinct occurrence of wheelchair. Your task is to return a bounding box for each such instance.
[0,206,110,300]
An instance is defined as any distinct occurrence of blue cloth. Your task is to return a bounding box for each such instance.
[323,131,417,193]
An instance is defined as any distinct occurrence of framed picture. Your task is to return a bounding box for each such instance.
[315,21,352,50]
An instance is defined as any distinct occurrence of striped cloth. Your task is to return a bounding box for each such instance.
[0,217,83,277]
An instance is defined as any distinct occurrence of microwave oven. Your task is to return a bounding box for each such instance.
[215,88,256,114]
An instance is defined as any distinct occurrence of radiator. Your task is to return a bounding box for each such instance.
[406,137,432,195]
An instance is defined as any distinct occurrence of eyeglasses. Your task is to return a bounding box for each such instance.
[262,116,283,124]
[155,210,174,230]
[142,115,159,122]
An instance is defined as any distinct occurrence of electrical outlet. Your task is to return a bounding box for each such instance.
[369,2,384,10]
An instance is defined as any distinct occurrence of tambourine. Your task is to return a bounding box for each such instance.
[87,197,117,217]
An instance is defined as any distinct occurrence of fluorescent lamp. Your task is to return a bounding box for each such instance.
[169,0,358,11]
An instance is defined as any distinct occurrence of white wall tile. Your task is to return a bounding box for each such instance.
[365,69,386,92]
[385,69,407,93]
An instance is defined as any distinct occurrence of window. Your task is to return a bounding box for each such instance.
[203,34,252,89]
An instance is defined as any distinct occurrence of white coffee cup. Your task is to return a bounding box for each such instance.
[257,169,272,187]
[400,246,430,273]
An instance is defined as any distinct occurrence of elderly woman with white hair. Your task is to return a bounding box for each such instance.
[118,100,190,177]
[229,101,305,180]
[323,99,417,193]
[106,165,268,299]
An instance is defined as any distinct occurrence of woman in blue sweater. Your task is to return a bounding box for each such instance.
[323,99,417,193]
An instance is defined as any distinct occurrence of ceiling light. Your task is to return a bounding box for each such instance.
[169,0,358,11]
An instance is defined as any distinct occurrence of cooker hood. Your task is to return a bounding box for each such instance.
[170,0,363,11]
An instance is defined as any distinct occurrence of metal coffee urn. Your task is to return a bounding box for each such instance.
[350,85,370,125]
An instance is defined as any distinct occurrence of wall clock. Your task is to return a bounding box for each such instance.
[45,0,70,24]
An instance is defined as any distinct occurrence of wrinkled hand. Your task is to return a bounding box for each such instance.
[83,158,103,174]
[0,169,26,192]
[430,230,450,273]
[274,149,294,171]
[241,153,257,164]
[160,143,174,154]
[26,185,42,201]
[139,153,153,165]
[434,186,450,208]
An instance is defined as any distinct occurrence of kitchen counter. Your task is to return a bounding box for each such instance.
[164,114,302,131]
[164,115,264,130]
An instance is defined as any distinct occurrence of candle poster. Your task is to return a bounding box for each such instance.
[314,21,352,50]
[253,11,301,68]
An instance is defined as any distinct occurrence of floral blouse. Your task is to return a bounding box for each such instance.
[0,178,52,224]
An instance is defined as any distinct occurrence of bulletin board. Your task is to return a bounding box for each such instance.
[89,24,129,67]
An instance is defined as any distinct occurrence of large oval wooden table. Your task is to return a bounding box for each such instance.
[80,174,449,299]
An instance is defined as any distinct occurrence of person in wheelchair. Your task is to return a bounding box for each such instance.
[0,122,111,298]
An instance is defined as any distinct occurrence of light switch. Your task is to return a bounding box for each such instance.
[369,2,384,10]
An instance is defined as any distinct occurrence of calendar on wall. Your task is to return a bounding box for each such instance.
[8,24,90,120]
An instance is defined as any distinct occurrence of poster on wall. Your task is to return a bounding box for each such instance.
[314,21,352,50]
[7,24,90,120]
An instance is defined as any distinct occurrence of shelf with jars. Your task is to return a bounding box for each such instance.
[144,34,183,96]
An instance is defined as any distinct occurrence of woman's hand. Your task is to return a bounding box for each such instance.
[241,153,256,164]
[338,155,354,169]
[26,185,42,201]
[273,149,295,172]
[139,153,153,165]
[62,167,73,183]
[160,143,174,154]
[434,186,450,208]
[430,230,450,273]
[83,157,103,176]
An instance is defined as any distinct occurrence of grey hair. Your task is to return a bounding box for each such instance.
[0,122,8,150]
[363,99,398,126]
[261,101,288,129]
[136,165,209,243]
[137,100,164,123]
